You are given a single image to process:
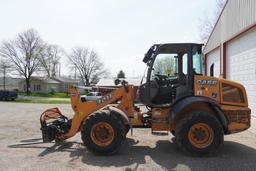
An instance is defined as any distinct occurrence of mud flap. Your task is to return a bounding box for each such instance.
[40,108,71,142]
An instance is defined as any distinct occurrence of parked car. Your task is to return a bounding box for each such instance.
[80,92,102,102]
[0,90,18,101]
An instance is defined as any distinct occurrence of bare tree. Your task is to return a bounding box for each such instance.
[68,47,105,86]
[0,59,12,90]
[0,29,45,94]
[199,0,226,43]
[40,44,63,77]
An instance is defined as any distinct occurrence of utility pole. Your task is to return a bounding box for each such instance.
[3,66,6,90]
[0,60,12,90]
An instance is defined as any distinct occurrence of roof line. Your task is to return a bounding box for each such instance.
[204,0,229,52]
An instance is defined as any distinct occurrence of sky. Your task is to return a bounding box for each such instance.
[0,0,218,78]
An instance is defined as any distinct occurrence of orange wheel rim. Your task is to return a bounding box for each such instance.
[90,122,114,146]
[188,123,214,149]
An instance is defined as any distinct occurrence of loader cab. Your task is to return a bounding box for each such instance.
[139,43,203,105]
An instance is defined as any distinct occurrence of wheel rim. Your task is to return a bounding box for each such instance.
[90,122,114,146]
[188,123,214,149]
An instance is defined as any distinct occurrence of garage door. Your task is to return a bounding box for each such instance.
[206,47,220,77]
[227,28,256,116]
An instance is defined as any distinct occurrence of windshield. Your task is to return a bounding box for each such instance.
[151,53,178,80]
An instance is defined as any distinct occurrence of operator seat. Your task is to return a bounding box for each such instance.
[175,73,189,99]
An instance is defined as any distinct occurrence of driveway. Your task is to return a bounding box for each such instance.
[0,102,256,171]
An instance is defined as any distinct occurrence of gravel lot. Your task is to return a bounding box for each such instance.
[1,102,256,171]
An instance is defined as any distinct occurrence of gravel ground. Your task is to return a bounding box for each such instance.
[18,95,70,101]
[1,102,256,171]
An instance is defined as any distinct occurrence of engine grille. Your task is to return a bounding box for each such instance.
[224,109,251,124]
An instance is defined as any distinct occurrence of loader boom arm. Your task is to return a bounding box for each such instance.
[60,84,136,140]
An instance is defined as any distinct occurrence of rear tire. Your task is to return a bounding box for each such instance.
[125,124,130,134]
[81,111,126,154]
[175,110,223,156]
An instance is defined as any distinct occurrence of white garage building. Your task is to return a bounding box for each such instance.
[204,0,256,116]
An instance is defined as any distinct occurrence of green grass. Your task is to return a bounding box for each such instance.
[18,92,69,98]
[4,99,70,104]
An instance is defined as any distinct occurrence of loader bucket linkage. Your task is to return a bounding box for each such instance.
[40,107,71,142]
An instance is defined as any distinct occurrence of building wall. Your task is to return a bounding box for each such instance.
[226,29,256,116]
[59,83,77,92]
[204,0,256,54]
[19,80,47,93]
[206,47,221,77]
[46,83,60,93]
[18,78,78,93]
[18,80,61,93]
[204,0,256,116]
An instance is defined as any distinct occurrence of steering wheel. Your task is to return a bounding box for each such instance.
[154,73,169,86]
[155,73,168,81]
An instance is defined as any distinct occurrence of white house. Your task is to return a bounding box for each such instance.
[203,0,256,116]
[18,77,79,93]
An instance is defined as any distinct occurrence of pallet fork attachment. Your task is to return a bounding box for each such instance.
[39,81,140,143]
[40,108,71,142]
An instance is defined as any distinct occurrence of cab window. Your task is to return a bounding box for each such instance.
[222,83,245,103]
[192,47,203,75]
[151,53,178,80]
[182,53,188,75]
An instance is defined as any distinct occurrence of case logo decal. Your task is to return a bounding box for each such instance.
[96,94,113,105]
[197,80,217,85]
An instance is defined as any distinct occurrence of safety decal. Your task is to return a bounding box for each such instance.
[96,94,113,105]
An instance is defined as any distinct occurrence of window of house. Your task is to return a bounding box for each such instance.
[37,84,41,91]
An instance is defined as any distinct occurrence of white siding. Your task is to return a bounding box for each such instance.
[227,29,256,116]
[204,0,256,54]
[207,47,221,77]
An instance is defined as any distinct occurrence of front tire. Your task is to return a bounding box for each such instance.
[175,111,223,156]
[81,111,126,154]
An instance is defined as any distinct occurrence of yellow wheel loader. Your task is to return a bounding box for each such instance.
[40,43,251,156]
